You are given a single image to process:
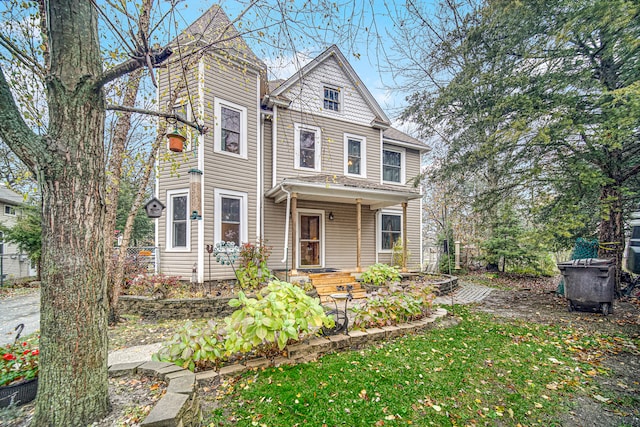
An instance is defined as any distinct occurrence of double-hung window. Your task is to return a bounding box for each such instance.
[215,189,247,246]
[167,190,189,250]
[323,86,340,111]
[294,123,321,171]
[382,146,405,184]
[344,134,366,177]
[214,99,247,158]
[379,211,402,251]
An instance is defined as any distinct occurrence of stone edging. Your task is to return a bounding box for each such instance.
[107,308,448,426]
[107,360,201,426]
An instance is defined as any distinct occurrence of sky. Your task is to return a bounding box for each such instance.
[165,0,421,122]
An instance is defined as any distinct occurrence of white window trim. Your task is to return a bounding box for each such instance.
[322,84,342,112]
[4,205,16,216]
[294,123,322,171]
[343,133,367,178]
[169,98,196,152]
[377,209,403,253]
[297,209,325,269]
[381,145,406,185]
[214,189,248,245]
[166,189,190,252]
[214,98,248,159]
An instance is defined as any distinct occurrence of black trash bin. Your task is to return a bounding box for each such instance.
[557,258,615,315]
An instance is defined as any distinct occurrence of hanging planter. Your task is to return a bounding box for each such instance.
[167,132,186,153]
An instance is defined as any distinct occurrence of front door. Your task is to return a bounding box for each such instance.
[299,213,322,267]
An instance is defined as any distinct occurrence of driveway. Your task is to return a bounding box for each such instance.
[0,290,40,346]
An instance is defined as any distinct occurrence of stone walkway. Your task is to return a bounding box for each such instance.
[434,282,493,305]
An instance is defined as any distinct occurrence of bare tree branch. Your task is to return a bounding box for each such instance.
[0,34,45,77]
[105,104,207,134]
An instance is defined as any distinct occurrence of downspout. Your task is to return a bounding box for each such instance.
[279,183,291,282]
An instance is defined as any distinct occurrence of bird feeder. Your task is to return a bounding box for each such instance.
[167,131,186,153]
[189,168,202,220]
[144,197,165,219]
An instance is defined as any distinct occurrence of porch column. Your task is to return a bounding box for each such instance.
[402,201,408,272]
[291,192,298,275]
[356,198,362,272]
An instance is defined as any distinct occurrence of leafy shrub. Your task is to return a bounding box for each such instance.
[235,241,273,290]
[360,263,401,287]
[153,320,225,372]
[351,283,435,330]
[224,280,334,358]
[124,273,189,299]
[154,280,334,370]
[115,253,151,290]
[391,239,411,268]
[438,254,455,274]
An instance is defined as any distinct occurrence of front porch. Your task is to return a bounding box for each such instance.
[265,175,422,274]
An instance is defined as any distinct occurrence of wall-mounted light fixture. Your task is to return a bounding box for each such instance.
[328,212,334,221]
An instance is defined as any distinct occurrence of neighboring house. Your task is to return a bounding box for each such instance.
[0,186,35,282]
[155,6,428,283]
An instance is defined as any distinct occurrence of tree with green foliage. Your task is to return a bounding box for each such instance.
[481,205,537,273]
[395,0,640,282]
[0,203,41,279]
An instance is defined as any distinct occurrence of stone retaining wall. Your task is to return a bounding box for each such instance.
[433,274,459,295]
[119,274,458,320]
[108,308,450,426]
[119,290,319,320]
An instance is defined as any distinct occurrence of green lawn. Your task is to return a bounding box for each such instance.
[204,307,635,426]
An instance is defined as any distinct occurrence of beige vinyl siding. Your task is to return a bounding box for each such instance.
[156,61,201,279]
[157,53,262,280]
[274,108,382,184]
[404,147,422,185]
[281,55,375,126]
[375,199,422,270]
[200,54,261,280]
[263,199,378,271]
[263,118,273,192]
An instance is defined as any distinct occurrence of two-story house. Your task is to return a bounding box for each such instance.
[0,186,35,282]
[154,6,428,283]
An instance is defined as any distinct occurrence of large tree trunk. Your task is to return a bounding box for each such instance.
[598,184,625,293]
[32,1,110,425]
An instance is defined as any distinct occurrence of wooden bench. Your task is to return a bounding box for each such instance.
[308,272,367,302]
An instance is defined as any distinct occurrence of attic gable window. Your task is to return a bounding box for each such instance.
[323,86,340,112]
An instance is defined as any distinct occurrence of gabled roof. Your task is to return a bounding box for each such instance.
[173,5,266,71]
[269,45,391,127]
[0,186,24,205]
[383,127,430,152]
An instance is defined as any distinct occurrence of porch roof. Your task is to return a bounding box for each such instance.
[266,175,421,210]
